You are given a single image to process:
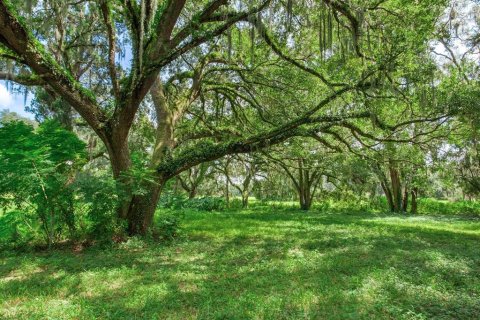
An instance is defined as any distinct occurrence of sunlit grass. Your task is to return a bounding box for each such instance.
[1,208,479,319]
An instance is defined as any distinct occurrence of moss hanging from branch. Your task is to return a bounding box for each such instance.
[355,9,364,49]
[139,0,146,70]
[250,24,255,65]
[237,25,242,54]
[286,0,293,32]
[336,15,343,60]
[367,24,371,52]
[318,3,335,61]
[327,8,333,49]
[318,4,324,59]
[227,27,232,61]
[26,0,34,15]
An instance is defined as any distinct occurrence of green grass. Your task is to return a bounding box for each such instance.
[1,208,479,319]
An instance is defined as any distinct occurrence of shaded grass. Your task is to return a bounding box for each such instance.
[1,208,479,319]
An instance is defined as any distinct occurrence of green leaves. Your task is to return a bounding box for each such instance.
[0,120,87,245]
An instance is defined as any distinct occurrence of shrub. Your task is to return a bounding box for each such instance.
[155,212,180,240]
[183,197,225,211]
[228,198,244,209]
[159,192,225,212]
[72,171,126,242]
[0,209,37,248]
[158,191,188,209]
[417,199,480,216]
[0,120,86,246]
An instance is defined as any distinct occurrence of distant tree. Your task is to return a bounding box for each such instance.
[177,162,212,199]
[265,139,343,210]
[216,155,261,208]
[0,109,35,126]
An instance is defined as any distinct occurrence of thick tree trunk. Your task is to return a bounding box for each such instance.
[298,182,313,211]
[126,180,165,236]
[105,137,133,221]
[242,192,249,208]
[299,195,312,210]
[298,160,311,211]
[381,181,395,212]
[389,166,402,212]
[188,188,197,199]
[104,134,166,236]
[299,189,313,210]
[105,136,131,179]
[117,78,177,236]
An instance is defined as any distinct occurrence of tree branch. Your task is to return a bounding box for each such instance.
[100,0,120,101]
[0,1,107,136]
[0,71,43,86]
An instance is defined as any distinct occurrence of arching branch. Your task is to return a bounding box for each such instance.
[0,1,107,136]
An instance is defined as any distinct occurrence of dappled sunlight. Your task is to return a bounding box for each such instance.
[361,215,480,237]
[1,209,479,319]
[0,0,479,318]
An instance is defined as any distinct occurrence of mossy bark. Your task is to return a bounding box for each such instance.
[126,180,165,236]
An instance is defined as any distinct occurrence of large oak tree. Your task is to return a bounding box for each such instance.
[0,0,447,234]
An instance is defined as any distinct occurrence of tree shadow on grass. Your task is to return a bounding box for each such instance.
[1,211,479,319]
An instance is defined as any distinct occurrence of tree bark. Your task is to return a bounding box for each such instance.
[381,181,395,212]
[188,189,197,199]
[389,165,402,212]
[410,187,418,214]
[225,177,230,207]
[297,162,316,211]
[126,179,165,236]
[119,78,177,235]
[299,187,313,210]
[402,186,409,212]
[299,194,312,210]
[104,136,133,220]
[242,191,249,208]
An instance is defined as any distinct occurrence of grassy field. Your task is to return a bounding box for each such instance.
[1,208,480,319]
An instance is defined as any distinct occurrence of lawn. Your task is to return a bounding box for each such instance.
[1,208,479,319]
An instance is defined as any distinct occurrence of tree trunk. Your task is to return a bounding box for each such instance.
[389,166,402,212]
[119,77,177,236]
[225,178,230,207]
[298,160,309,210]
[410,187,418,214]
[300,194,312,210]
[62,194,76,239]
[104,134,134,222]
[188,188,196,199]
[126,180,165,236]
[381,181,395,212]
[105,136,132,179]
[402,186,409,212]
[105,134,167,236]
[242,192,249,208]
[369,184,377,201]
[298,182,313,211]
[299,188,313,210]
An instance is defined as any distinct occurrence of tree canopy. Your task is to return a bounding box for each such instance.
[0,0,478,235]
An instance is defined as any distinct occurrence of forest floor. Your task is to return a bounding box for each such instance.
[1,207,480,319]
